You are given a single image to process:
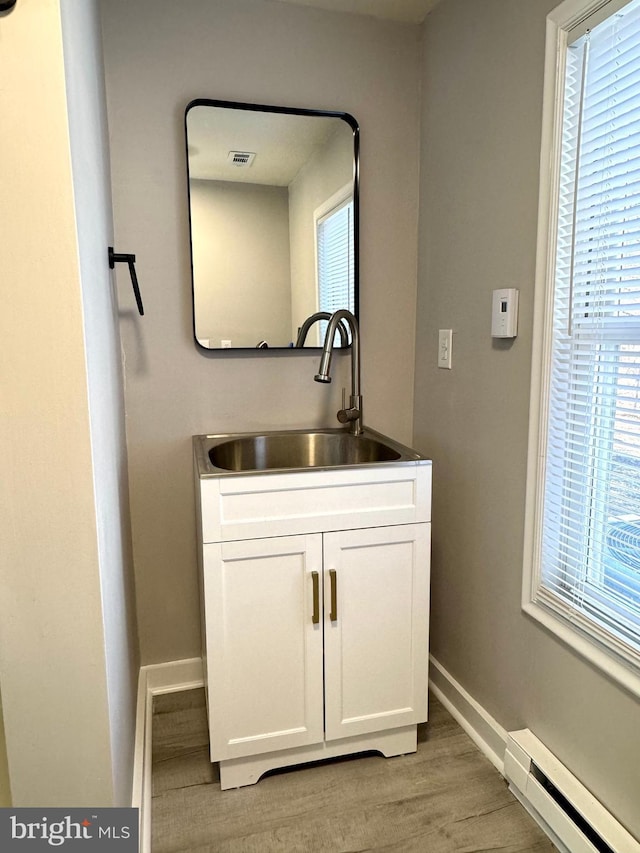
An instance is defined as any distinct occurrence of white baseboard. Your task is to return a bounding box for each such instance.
[132,658,204,853]
[428,654,508,774]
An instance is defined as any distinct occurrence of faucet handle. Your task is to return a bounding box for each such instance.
[338,391,362,428]
[337,402,362,425]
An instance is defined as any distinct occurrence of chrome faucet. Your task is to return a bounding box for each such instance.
[295,311,349,348]
[314,309,362,435]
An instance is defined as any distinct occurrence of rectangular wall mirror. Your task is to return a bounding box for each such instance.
[185,99,359,350]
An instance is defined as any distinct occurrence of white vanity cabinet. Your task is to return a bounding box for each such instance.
[195,455,432,790]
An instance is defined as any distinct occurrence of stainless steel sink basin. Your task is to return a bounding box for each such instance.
[194,428,425,476]
[211,431,400,472]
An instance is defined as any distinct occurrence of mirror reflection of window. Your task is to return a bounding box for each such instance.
[315,188,355,347]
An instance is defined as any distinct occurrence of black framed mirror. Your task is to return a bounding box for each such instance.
[185,99,359,350]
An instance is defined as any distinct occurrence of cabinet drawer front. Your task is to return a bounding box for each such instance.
[200,463,431,542]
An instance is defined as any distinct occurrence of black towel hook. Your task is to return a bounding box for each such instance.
[108,246,144,316]
[0,0,18,12]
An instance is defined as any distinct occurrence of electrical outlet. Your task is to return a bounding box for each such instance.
[438,329,452,369]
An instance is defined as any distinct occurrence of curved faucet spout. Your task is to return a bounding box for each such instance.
[314,309,362,435]
[295,311,349,348]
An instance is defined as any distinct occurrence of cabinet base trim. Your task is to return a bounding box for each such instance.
[218,725,417,790]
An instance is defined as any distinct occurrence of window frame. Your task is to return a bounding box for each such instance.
[523,0,640,699]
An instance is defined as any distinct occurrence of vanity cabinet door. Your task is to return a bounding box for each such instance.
[203,534,325,761]
[323,523,431,741]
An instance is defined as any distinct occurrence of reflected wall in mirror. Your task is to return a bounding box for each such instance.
[185,99,359,349]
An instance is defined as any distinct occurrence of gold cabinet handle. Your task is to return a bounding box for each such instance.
[311,571,320,625]
[329,569,338,622]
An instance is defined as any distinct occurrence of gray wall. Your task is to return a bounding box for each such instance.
[190,180,292,347]
[100,0,421,664]
[414,0,640,838]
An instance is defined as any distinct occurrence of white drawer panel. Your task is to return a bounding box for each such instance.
[199,463,431,543]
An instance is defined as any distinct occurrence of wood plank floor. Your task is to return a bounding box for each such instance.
[151,689,556,852]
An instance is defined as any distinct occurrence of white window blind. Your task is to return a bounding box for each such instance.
[317,197,355,342]
[538,0,640,665]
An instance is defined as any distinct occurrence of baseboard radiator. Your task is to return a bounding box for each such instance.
[504,730,639,853]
